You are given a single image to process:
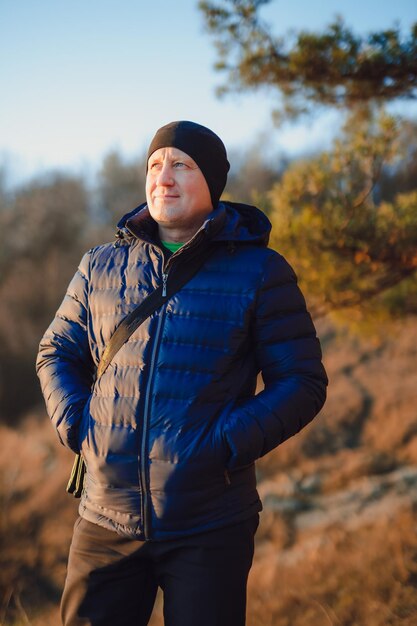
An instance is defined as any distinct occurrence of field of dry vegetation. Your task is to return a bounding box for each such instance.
[1,317,417,625]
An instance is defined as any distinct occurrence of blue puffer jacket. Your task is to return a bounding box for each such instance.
[36,201,327,540]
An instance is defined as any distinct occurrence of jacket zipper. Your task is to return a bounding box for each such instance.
[139,269,169,540]
[137,236,205,539]
[162,272,168,297]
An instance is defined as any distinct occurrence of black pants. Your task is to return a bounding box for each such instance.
[61,515,259,626]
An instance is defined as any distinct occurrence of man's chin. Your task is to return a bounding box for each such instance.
[149,207,182,223]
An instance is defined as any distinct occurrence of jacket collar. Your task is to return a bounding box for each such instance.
[116,203,227,249]
[115,200,271,249]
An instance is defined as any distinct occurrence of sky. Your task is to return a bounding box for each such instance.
[1,0,416,185]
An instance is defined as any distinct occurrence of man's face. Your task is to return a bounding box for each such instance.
[146,147,213,234]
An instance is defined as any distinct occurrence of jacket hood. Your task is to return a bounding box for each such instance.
[116,201,271,248]
[214,201,271,246]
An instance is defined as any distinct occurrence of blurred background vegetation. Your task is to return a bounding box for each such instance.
[1,1,417,624]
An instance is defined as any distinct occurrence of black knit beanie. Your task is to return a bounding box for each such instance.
[147,120,230,208]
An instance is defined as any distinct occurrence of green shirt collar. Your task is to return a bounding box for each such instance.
[161,241,185,253]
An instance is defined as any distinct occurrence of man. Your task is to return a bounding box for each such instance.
[36,120,328,626]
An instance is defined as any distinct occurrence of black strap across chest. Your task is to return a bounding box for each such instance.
[97,243,214,378]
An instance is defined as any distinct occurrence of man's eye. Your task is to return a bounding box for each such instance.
[173,162,186,168]
[149,162,161,170]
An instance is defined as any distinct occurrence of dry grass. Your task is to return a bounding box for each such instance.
[249,509,417,626]
[0,416,77,625]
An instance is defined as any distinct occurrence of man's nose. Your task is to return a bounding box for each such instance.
[157,163,174,186]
